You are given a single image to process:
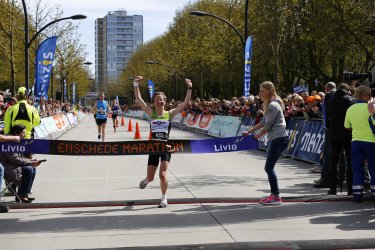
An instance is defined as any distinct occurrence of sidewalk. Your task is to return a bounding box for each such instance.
[1,115,375,250]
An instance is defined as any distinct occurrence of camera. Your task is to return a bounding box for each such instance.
[342,71,373,82]
[370,80,375,98]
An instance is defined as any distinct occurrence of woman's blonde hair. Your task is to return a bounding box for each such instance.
[354,85,371,100]
[260,81,284,113]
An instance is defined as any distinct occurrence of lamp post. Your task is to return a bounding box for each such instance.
[146,60,177,100]
[21,0,86,91]
[190,10,245,49]
[62,61,92,103]
[71,61,93,104]
[190,1,251,97]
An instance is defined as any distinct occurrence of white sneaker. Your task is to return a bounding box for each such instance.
[158,199,168,208]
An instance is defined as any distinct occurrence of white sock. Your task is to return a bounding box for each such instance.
[161,194,167,200]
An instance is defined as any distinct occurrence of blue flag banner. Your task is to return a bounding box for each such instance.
[147,80,155,100]
[63,78,67,102]
[243,36,253,97]
[34,36,57,101]
[72,82,76,105]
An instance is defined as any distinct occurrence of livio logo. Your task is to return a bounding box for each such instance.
[214,143,238,152]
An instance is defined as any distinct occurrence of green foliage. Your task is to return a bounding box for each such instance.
[121,0,375,99]
[0,0,90,100]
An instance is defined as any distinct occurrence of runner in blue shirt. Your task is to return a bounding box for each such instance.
[93,92,111,142]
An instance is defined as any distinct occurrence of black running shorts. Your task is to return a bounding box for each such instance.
[95,118,107,126]
[147,153,171,166]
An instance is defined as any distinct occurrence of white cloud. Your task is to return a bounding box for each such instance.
[38,0,197,70]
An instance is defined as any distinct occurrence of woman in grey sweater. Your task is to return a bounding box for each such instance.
[243,81,289,205]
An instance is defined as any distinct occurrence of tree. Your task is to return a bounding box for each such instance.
[120,0,375,99]
[0,0,26,94]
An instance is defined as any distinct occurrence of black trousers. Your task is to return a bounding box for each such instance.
[329,140,352,193]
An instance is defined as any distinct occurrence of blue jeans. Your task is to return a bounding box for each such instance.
[265,136,289,195]
[18,166,36,195]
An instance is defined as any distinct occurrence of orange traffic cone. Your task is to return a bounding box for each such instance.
[127,118,133,132]
[149,130,152,140]
[134,122,141,139]
[121,116,125,126]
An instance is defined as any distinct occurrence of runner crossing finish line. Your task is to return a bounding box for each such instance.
[0,136,258,155]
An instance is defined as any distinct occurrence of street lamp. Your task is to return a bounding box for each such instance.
[146,60,177,100]
[190,1,252,97]
[62,61,93,103]
[190,10,245,49]
[22,0,86,91]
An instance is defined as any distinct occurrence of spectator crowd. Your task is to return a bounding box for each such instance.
[0,79,374,212]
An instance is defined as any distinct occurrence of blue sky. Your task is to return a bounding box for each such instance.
[46,0,198,73]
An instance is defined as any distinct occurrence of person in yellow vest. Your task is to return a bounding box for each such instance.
[4,87,41,139]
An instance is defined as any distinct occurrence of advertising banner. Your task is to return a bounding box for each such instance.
[0,136,258,156]
[284,118,305,157]
[293,120,325,162]
[243,36,253,97]
[34,36,57,100]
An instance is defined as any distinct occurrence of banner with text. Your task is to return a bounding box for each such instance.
[34,36,57,101]
[0,136,258,156]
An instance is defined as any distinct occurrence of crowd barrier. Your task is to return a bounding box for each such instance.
[124,111,324,164]
[33,111,85,140]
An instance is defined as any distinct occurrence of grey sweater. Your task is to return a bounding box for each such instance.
[260,100,288,141]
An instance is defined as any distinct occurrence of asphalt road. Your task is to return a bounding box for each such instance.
[1,114,374,250]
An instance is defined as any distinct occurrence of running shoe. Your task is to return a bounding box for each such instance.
[0,204,9,213]
[98,134,101,139]
[259,194,282,205]
[139,179,148,189]
[158,199,168,208]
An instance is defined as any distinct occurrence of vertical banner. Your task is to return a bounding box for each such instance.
[63,78,67,102]
[34,36,57,101]
[147,79,155,100]
[243,36,253,97]
[72,81,76,105]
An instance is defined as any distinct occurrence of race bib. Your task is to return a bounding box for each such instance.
[150,120,170,141]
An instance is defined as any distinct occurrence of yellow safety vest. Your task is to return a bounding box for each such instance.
[4,100,41,139]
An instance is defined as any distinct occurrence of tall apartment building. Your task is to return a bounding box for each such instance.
[95,10,143,91]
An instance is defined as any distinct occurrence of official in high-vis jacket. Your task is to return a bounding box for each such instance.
[4,87,41,139]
